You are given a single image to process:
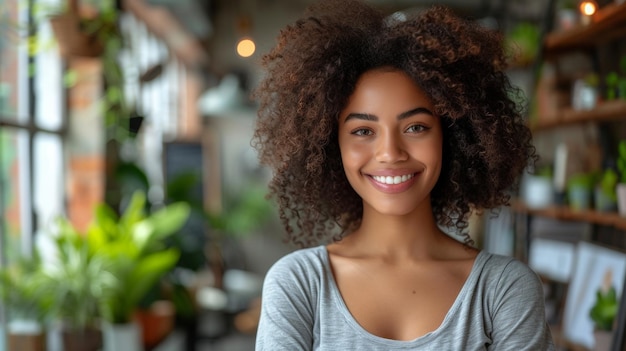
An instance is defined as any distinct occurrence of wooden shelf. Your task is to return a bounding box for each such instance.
[511,200,626,231]
[544,2,626,56]
[530,99,626,131]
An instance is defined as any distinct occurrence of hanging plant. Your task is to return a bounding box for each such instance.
[47,0,118,58]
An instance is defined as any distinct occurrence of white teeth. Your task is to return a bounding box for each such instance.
[372,174,414,185]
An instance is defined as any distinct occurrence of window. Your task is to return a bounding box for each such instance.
[0,0,66,264]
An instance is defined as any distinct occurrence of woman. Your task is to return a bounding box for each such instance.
[252,1,555,349]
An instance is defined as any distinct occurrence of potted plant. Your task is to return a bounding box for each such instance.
[0,257,53,351]
[604,57,626,101]
[589,270,619,351]
[605,71,620,101]
[521,165,554,209]
[573,72,600,110]
[616,140,626,216]
[595,168,618,212]
[86,191,189,351]
[567,172,595,210]
[41,217,114,351]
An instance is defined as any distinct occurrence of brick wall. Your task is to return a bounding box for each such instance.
[66,57,105,232]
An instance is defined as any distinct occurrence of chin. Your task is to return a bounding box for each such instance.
[368,203,423,217]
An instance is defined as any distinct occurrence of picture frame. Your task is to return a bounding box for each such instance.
[561,242,626,350]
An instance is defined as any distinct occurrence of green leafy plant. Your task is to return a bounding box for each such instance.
[567,172,596,210]
[87,191,190,324]
[606,72,620,100]
[505,22,540,67]
[606,57,626,100]
[25,0,131,142]
[590,284,619,331]
[598,168,618,201]
[39,191,189,329]
[568,172,596,190]
[0,256,54,324]
[43,217,117,331]
[207,183,274,237]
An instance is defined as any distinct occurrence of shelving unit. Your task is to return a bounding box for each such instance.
[510,4,626,351]
[530,99,626,131]
[518,2,626,229]
[543,2,626,56]
[512,200,626,230]
[530,2,626,132]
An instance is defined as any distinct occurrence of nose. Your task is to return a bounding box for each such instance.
[375,131,408,163]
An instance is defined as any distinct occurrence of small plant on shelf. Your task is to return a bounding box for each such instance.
[605,72,620,100]
[616,140,626,216]
[567,172,595,210]
[573,72,600,110]
[596,168,618,212]
[605,56,626,101]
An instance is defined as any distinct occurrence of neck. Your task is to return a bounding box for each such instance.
[342,201,454,260]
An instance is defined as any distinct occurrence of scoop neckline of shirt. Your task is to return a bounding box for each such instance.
[319,246,488,347]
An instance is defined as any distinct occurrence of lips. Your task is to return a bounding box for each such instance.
[367,171,419,193]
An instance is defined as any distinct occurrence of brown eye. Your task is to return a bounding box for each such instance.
[406,124,428,133]
[352,128,373,136]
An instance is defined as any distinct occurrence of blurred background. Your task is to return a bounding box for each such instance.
[1,0,626,350]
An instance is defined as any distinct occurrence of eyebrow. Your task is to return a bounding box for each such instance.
[343,107,434,123]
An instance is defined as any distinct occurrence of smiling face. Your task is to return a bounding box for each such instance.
[338,67,443,217]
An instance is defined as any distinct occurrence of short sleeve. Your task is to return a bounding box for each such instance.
[488,259,556,350]
[255,253,317,351]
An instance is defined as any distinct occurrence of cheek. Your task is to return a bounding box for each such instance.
[339,139,369,182]
[427,138,443,178]
[340,140,369,164]
[413,134,443,177]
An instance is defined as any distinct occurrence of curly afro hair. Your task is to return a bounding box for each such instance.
[252,0,536,248]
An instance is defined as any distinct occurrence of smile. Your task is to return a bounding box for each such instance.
[371,174,415,185]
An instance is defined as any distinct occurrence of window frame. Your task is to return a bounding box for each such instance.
[0,0,68,264]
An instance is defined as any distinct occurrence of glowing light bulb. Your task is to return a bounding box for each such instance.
[580,1,597,16]
[578,1,597,26]
[237,38,256,58]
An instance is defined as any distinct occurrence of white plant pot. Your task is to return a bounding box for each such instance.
[522,175,554,209]
[8,320,43,335]
[103,321,142,351]
[617,183,626,217]
[7,320,46,351]
[572,79,598,110]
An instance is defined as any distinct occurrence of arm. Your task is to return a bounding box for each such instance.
[255,256,316,351]
[488,260,556,351]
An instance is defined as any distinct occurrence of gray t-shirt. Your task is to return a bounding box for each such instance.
[256,246,555,350]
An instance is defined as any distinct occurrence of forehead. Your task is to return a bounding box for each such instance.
[342,68,434,115]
